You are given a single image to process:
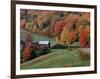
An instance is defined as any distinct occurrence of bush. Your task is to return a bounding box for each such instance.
[30,50,38,60]
[52,44,67,49]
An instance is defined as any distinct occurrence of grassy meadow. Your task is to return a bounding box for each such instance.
[21,48,90,69]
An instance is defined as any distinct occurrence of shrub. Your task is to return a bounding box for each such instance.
[30,50,38,60]
[52,44,67,49]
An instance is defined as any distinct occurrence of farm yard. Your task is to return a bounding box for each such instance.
[20,9,90,69]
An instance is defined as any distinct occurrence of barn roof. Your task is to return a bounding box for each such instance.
[39,41,49,44]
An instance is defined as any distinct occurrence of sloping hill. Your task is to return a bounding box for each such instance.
[21,48,90,69]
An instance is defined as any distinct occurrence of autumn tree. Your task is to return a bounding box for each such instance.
[66,29,77,46]
[77,13,90,48]
[54,19,64,43]
[60,28,67,45]
[22,32,33,62]
[22,43,32,62]
[32,18,40,33]
[60,13,80,45]
[79,25,90,48]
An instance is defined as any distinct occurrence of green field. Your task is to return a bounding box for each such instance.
[21,49,90,69]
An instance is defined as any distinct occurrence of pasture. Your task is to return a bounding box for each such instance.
[21,48,90,69]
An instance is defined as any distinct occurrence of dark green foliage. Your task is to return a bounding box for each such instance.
[52,44,67,49]
[20,49,24,63]
[20,49,23,59]
[20,48,51,63]
[36,48,51,56]
[30,50,38,60]
[40,23,48,30]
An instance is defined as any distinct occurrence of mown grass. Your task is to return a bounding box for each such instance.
[21,48,90,69]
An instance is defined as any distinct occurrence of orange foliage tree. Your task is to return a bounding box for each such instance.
[23,43,32,62]
[67,30,77,45]
[77,13,90,48]
[79,26,90,48]
[54,20,64,43]
[23,32,33,62]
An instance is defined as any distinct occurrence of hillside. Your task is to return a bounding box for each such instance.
[21,48,90,69]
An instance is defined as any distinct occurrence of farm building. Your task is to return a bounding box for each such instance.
[38,41,50,49]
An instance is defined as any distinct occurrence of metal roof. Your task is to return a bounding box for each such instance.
[39,41,49,44]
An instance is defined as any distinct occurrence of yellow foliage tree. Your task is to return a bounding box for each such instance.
[60,27,68,45]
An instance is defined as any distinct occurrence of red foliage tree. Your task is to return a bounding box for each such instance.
[23,32,33,62]
[79,29,90,48]
[23,43,32,62]
[54,20,64,41]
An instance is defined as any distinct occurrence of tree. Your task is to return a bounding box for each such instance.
[22,44,32,62]
[60,27,68,45]
[54,20,64,43]
[32,19,40,33]
[77,13,90,48]
[23,31,33,62]
[66,30,76,45]
[79,26,90,48]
